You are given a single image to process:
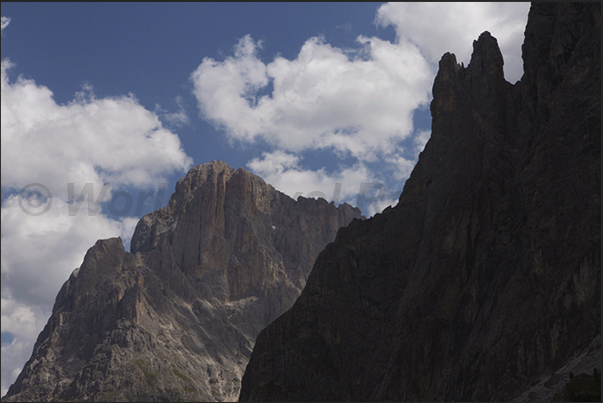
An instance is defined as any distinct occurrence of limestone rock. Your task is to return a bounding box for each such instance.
[2,161,362,402]
[240,3,601,401]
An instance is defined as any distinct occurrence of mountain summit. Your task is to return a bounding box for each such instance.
[240,3,601,401]
[2,161,362,402]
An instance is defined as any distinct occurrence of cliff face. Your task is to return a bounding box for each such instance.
[240,3,601,402]
[2,161,362,402]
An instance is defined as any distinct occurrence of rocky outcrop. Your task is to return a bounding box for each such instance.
[2,161,362,402]
[240,3,601,402]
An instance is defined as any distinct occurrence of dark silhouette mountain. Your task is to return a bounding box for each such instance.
[240,3,601,402]
[1,161,361,402]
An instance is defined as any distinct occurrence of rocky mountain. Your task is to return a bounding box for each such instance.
[1,161,362,402]
[240,3,601,402]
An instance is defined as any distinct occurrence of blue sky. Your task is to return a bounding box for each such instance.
[1,3,398,193]
[1,2,530,396]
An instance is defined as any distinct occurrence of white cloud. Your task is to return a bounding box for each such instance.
[1,196,137,308]
[247,150,376,210]
[1,297,46,340]
[367,196,399,217]
[1,295,50,398]
[192,34,433,161]
[1,333,38,397]
[1,66,193,200]
[414,129,431,155]
[247,150,406,217]
[386,154,417,182]
[1,16,10,33]
[376,2,530,83]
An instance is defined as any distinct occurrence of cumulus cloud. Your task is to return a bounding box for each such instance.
[1,197,137,306]
[1,298,46,341]
[376,2,530,83]
[1,65,193,200]
[1,18,193,395]
[248,150,373,201]
[1,332,39,397]
[247,150,391,215]
[1,294,50,397]
[385,154,417,182]
[413,130,431,155]
[192,34,433,161]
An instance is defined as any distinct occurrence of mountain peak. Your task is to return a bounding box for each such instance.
[3,161,362,402]
[469,30,504,78]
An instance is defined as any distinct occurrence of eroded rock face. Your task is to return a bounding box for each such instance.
[240,3,600,402]
[2,161,362,402]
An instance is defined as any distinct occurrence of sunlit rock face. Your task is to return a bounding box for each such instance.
[2,160,362,402]
[240,3,601,402]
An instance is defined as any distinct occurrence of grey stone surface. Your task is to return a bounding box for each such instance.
[2,162,361,402]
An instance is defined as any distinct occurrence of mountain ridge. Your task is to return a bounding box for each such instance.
[2,160,362,402]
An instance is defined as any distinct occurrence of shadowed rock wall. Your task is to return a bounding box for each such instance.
[240,3,601,401]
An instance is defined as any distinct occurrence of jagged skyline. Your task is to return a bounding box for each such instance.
[1,3,530,395]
